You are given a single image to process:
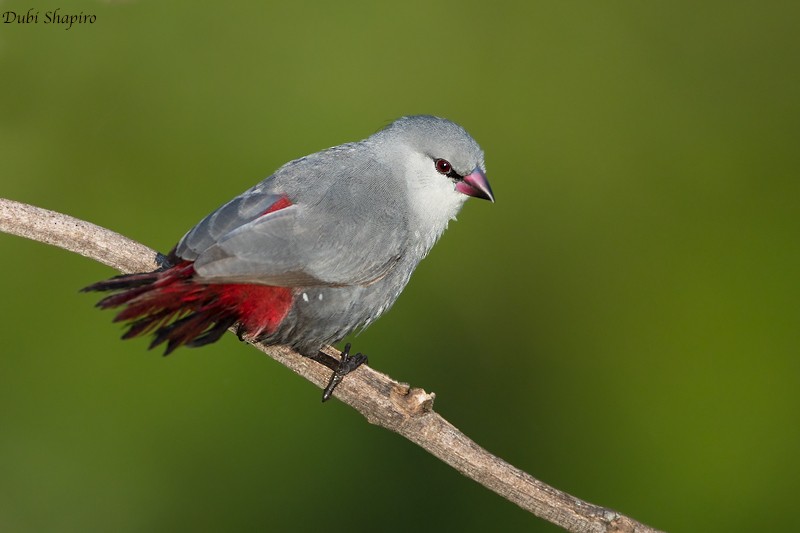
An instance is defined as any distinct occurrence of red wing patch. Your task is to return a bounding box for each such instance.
[260,195,293,217]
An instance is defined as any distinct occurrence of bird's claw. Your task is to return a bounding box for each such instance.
[321,343,368,402]
[235,324,247,342]
[154,252,174,270]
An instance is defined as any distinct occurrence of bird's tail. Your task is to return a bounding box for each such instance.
[82,261,292,354]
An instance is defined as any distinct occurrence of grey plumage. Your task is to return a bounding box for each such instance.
[86,115,493,365]
[171,115,492,355]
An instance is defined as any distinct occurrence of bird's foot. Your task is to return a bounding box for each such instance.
[154,252,174,270]
[320,343,368,402]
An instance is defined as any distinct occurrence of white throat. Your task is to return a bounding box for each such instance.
[403,152,468,253]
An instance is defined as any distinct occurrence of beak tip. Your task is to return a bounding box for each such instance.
[458,168,495,203]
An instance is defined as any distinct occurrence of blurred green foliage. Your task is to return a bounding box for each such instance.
[1,1,799,532]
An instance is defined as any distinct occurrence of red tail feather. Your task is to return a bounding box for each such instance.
[83,261,293,354]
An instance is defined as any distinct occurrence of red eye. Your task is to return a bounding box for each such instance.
[435,159,452,175]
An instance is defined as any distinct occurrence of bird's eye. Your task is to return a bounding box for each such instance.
[434,159,452,175]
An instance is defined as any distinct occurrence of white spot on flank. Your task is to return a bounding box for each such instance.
[302,292,309,302]
[318,293,323,301]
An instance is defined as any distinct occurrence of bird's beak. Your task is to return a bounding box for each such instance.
[456,167,495,203]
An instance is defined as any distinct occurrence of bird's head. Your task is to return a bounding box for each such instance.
[374,115,493,237]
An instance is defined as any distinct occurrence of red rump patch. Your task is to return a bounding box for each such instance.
[213,282,293,337]
[85,260,293,355]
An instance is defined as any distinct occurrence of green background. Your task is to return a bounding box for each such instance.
[1,1,798,532]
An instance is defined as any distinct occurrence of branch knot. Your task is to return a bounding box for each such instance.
[391,383,435,417]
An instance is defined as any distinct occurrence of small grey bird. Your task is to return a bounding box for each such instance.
[83,115,494,400]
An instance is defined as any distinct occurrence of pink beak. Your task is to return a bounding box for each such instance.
[456,167,494,202]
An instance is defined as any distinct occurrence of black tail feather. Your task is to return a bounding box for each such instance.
[148,310,238,355]
[82,261,280,355]
[121,309,175,339]
[81,271,161,293]
[187,315,238,348]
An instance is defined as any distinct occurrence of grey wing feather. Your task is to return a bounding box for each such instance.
[192,203,405,287]
[181,146,409,287]
[175,185,284,261]
[192,205,318,285]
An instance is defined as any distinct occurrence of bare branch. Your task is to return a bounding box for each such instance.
[0,198,664,533]
[0,198,159,273]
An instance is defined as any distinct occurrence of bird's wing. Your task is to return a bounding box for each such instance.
[174,186,287,261]
[176,143,408,287]
[189,202,404,287]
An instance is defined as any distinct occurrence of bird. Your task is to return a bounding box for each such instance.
[83,115,494,401]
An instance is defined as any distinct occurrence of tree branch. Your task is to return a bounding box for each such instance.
[0,198,663,533]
